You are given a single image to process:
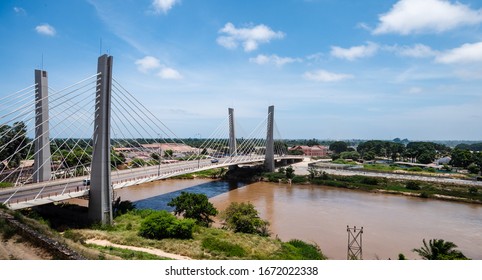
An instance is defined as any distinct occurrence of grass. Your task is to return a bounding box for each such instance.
[85,243,172,260]
[66,209,327,260]
[0,182,13,189]
[308,173,482,203]
[172,168,225,179]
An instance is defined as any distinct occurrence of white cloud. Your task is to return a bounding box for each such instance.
[135,56,161,73]
[135,55,182,79]
[391,44,438,58]
[303,69,353,82]
[35,24,56,36]
[217,22,285,52]
[158,67,183,80]
[408,87,423,94]
[152,0,180,14]
[13,7,26,14]
[373,0,482,35]
[436,41,482,63]
[331,42,378,61]
[249,54,302,66]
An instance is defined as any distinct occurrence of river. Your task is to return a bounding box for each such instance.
[115,179,482,260]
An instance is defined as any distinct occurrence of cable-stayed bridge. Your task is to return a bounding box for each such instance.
[0,55,301,224]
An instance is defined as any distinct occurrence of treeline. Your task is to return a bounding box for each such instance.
[326,139,482,175]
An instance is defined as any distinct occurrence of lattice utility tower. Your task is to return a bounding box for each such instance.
[347,225,363,260]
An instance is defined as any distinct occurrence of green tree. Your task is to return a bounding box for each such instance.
[285,166,295,179]
[167,192,218,227]
[340,151,360,161]
[0,122,29,168]
[220,202,270,236]
[467,163,479,174]
[329,141,348,154]
[412,239,468,260]
[163,149,174,158]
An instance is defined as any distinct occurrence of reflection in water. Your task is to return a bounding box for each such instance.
[121,179,482,260]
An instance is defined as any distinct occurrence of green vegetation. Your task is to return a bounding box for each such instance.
[201,237,246,257]
[85,243,172,260]
[138,210,195,240]
[65,208,326,260]
[0,182,13,189]
[413,239,469,260]
[220,202,270,236]
[167,192,218,227]
[292,170,482,203]
[172,168,227,179]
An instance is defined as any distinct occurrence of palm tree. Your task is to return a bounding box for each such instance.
[412,239,468,260]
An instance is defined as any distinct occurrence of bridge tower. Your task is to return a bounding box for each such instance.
[88,54,113,224]
[228,108,237,156]
[33,70,52,183]
[264,105,275,172]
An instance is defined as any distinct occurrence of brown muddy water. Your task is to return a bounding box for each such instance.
[115,179,482,260]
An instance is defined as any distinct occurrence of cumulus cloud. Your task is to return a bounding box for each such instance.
[249,54,302,66]
[217,22,285,52]
[152,0,180,14]
[435,41,482,64]
[158,67,183,80]
[390,44,438,58]
[135,56,162,73]
[373,0,482,35]
[35,24,56,36]
[331,42,379,61]
[135,55,182,79]
[303,70,353,82]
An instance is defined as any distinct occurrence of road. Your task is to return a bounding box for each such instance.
[289,159,482,187]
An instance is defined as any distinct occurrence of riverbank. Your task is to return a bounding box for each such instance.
[270,159,482,205]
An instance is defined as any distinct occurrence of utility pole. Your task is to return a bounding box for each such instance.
[347,225,363,260]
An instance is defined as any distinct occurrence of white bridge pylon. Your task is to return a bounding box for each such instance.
[0,54,297,224]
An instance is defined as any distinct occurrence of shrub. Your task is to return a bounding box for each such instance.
[406,181,421,190]
[291,176,307,184]
[360,177,379,185]
[167,192,218,227]
[408,167,423,172]
[265,172,286,182]
[277,239,326,260]
[468,187,478,195]
[287,239,325,260]
[112,197,135,217]
[220,202,270,236]
[138,210,195,240]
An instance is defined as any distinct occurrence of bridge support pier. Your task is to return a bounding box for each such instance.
[228,108,237,171]
[228,108,237,156]
[33,70,51,183]
[264,105,275,172]
[88,54,113,225]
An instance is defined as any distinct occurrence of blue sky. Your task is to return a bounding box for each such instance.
[1,0,482,140]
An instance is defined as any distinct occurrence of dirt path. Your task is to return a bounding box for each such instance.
[85,239,192,260]
[0,235,53,260]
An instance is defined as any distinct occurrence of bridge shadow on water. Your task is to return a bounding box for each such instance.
[133,180,246,211]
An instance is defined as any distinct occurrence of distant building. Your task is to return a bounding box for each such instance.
[141,143,198,155]
[289,145,329,157]
[437,156,451,165]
